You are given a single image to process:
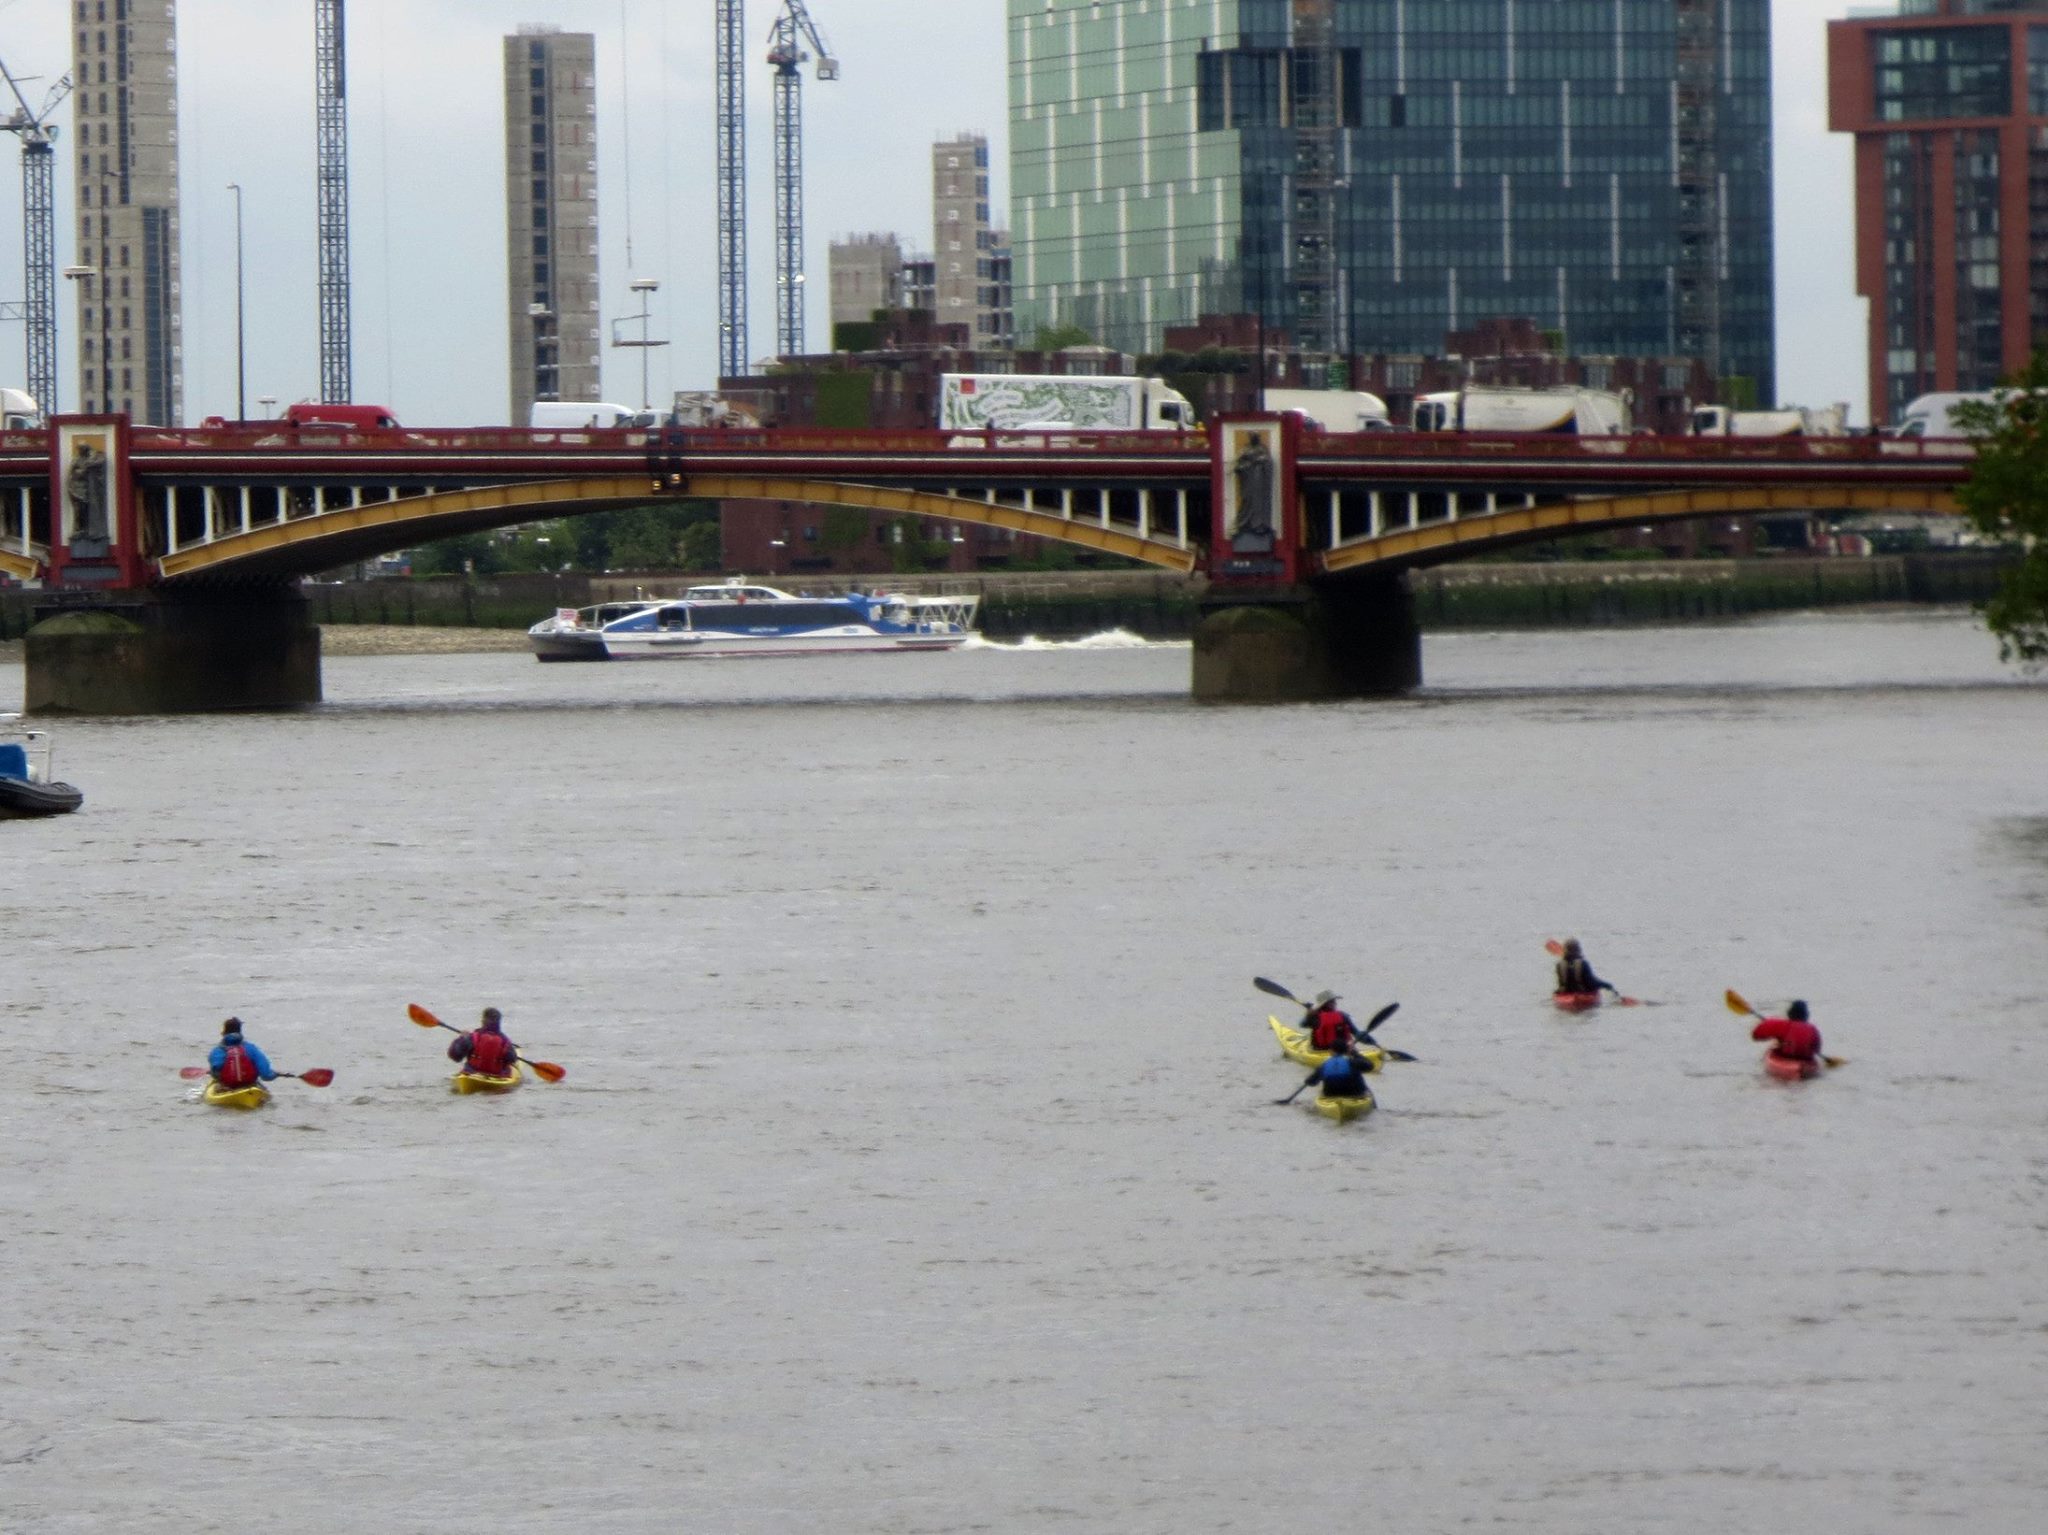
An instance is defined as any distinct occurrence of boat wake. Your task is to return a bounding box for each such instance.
[974,629,1185,652]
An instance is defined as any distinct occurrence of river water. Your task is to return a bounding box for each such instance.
[3,609,2044,1532]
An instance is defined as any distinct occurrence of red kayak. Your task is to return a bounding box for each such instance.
[1552,991,1601,1012]
[1762,1050,1821,1081]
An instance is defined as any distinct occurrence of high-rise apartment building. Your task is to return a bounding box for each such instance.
[1010,0,1774,395]
[1829,0,2048,426]
[73,0,182,423]
[505,26,600,423]
[932,133,1012,348]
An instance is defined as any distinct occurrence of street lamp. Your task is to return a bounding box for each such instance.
[610,276,668,411]
[257,394,277,419]
[228,183,247,420]
[61,265,97,412]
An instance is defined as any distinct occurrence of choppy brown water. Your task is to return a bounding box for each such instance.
[3,611,2045,1532]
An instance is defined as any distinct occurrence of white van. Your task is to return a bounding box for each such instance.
[528,401,654,429]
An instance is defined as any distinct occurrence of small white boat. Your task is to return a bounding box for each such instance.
[0,715,83,818]
[528,578,980,661]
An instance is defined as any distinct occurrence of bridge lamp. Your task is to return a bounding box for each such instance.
[258,395,277,419]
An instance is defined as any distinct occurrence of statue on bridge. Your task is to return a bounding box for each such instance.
[1228,429,1277,553]
[66,439,111,546]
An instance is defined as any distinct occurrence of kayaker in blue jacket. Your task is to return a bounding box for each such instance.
[1554,939,1616,998]
[208,1018,277,1087]
[1277,1046,1374,1106]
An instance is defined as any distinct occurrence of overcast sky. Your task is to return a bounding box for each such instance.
[0,1,1865,425]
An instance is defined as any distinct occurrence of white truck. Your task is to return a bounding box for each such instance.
[669,390,761,428]
[1690,403,1849,437]
[529,401,657,429]
[1891,391,1998,439]
[937,373,1196,432]
[1412,385,1631,435]
[1260,388,1393,432]
[1,387,41,429]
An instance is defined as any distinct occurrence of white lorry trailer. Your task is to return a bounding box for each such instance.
[1,387,41,429]
[1412,385,1630,435]
[1690,403,1849,437]
[529,401,655,429]
[1260,388,1393,431]
[937,373,1196,432]
[1891,391,1998,439]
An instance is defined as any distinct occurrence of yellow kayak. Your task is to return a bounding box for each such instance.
[201,1080,270,1111]
[1312,1090,1376,1123]
[451,1063,522,1094]
[1270,1016,1387,1072]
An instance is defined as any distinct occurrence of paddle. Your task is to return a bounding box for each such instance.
[1543,940,1642,1005]
[179,1065,334,1086]
[1723,989,1846,1068]
[1275,1069,1374,1108]
[408,1002,566,1082]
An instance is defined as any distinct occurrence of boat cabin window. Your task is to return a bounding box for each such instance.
[657,607,689,630]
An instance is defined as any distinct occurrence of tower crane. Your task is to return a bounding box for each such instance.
[765,0,837,360]
[715,0,746,380]
[314,0,352,403]
[1,57,72,416]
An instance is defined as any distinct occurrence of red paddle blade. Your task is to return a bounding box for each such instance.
[408,1003,445,1029]
[179,1066,209,1079]
[1616,996,1643,1007]
[1544,939,1564,956]
[526,1059,566,1083]
[296,1069,336,1087]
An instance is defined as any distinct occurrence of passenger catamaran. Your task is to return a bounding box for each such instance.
[528,579,980,660]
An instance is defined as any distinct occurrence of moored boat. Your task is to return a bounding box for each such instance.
[201,1080,270,1110]
[528,578,979,660]
[1762,1050,1821,1081]
[1312,1090,1376,1122]
[1552,991,1600,1012]
[1269,1015,1388,1073]
[452,1064,523,1094]
[0,716,83,819]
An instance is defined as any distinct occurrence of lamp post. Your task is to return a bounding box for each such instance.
[610,277,668,411]
[228,183,247,420]
[257,394,276,419]
[60,265,96,412]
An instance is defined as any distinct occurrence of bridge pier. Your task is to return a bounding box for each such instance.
[1192,574,1420,701]
[25,590,323,715]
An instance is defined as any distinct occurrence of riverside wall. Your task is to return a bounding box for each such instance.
[0,553,2017,644]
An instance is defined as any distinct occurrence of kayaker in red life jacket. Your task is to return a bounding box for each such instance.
[208,1018,277,1086]
[1303,991,1359,1054]
[1751,1000,1822,1063]
[1554,939,1615,998]
[448,1007,519,1076]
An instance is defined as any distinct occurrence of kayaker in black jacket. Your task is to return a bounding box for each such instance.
[448,1007,519,1076]
[1301,990,1359,1053]
[1554,939,1615,998]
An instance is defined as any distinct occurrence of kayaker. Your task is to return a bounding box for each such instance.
[448,1007,519,1076]
[1554,939,1615,998]
[1751,1000,1822,1065]
[1302,990,1359,1054]
[1283,1046,1373,1104]
[208,1018,277,1088]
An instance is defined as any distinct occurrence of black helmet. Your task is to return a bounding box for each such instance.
[1788,1000,1809,1022]
[481,1007,503,1029]
[221,1017,243,1037]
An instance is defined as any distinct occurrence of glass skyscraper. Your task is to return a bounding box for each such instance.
[1009,0,1775,398]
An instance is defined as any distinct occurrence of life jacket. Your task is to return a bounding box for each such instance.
[1317,1056,1368,1096]
[1753,1018,1821,1061]
[217,1044,258,1087]
[1557,958,1592,993]
[1308,1007,1352,1052]
[466,1029,516,1076]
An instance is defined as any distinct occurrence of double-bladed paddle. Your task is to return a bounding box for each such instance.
[179,1065,334,1086]
[1543,940,1642,1005]
[1253,977,1413,1061]
[408,1002,566,1081]
[1723,988,1846,1068]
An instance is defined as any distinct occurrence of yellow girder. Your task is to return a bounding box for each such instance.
[155,473,1199,579]
[1319,484,1964,574]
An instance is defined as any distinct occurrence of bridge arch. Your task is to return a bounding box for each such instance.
[154,473,1199,582]
[1317,484,1964,574]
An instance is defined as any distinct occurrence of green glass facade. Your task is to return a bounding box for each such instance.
[1009,0,1775,396]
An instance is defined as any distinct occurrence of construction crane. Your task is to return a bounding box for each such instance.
[715,0,746,381]
[1,57,72,416]
[765,0,837,360]
[314,0,352,402]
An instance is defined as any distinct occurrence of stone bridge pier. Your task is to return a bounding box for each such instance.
[27,590,322,714]
[1193,415,1420,701]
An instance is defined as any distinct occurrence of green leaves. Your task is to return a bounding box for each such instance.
[1954,351,2048,665]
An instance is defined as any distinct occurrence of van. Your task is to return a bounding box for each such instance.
[529,401,651,429]
[285,402,401,430]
